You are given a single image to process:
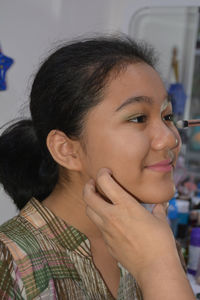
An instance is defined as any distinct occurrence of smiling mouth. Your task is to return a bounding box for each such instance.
[146,159,174,172]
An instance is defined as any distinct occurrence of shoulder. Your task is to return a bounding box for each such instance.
[0,215,21,246]
[0,212,43,260]
[0,232,25,299]
[0,212,51,299]
[0,214,29,247]
[0,215,29,266]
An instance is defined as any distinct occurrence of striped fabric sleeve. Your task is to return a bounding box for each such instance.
[0,242,25,300]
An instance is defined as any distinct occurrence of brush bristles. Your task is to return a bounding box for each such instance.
[176,120,188,129]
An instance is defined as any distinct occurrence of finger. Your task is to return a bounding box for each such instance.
[96,168,139,206]
[152,203,168,221]
[83,179,113,217]
[164,201,169,214]
[85,205,104,228]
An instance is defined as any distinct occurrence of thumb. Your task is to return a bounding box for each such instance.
[152,203,168,221]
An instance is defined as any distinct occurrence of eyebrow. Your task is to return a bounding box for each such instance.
[115,94,171,112]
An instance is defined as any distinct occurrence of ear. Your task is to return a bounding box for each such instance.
[46,130,83,171]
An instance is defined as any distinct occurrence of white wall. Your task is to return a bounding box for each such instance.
[0,0,112,126]
[1,0,200,224]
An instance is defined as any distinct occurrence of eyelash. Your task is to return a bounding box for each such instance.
[128,115,147,123]
[128,113,174,123]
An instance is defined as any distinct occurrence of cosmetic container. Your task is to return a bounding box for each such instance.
[176,199,190,226]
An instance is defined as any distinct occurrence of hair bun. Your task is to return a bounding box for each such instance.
[0,119,58,209]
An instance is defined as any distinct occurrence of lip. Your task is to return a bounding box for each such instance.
[146,159,173,172]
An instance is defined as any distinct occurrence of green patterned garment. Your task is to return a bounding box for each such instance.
[0,198,143,299]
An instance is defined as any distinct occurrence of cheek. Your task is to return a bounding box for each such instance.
[84,128,149,181]
[174,127,182,158]
[99,133,149,185]
[83,131,175,203]
[178,133,182,152]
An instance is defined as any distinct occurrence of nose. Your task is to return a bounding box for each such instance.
[150,122,181,151]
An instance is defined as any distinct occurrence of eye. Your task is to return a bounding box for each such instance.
[163,113,174,122]
[128,115,147,123]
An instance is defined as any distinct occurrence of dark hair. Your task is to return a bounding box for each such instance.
[0,34,157,209]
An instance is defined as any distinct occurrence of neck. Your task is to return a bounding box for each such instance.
[42,172,102,240]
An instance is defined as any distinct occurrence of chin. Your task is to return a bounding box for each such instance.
[131,183,176,204]
[143,189,175,204]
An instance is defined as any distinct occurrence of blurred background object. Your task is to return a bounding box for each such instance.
[168,47,187,120]
[0,45,14,91]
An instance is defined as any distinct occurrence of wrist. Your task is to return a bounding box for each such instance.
[136,256,195,300]
[135,238,181,284]
[138,256,182,284]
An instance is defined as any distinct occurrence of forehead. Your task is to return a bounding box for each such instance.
[95,63,167,114]
[110,63,164,98]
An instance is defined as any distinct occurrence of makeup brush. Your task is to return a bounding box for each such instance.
[176,119,200,129]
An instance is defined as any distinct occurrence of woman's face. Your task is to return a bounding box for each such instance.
[80,63,181,203]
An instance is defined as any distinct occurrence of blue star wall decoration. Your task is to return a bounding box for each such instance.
[0,47,14,91]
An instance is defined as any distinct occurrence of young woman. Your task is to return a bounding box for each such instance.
[0,35,184,299]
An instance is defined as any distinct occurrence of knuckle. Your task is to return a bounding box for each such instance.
[97,168,111,177]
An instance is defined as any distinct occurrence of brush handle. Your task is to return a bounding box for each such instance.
[188,119,200,127]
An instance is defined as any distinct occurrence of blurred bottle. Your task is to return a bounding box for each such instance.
[188,227,200,275]
[167,197,178,236]
[176,199,190,239]
[189,210,200,227]
[195,253,200,285]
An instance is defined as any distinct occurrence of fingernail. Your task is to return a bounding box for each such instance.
[98,168,113,176]
[89,179,96,191]
[89,178,95,185]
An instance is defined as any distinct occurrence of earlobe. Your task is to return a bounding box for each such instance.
[46,130,83,171]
